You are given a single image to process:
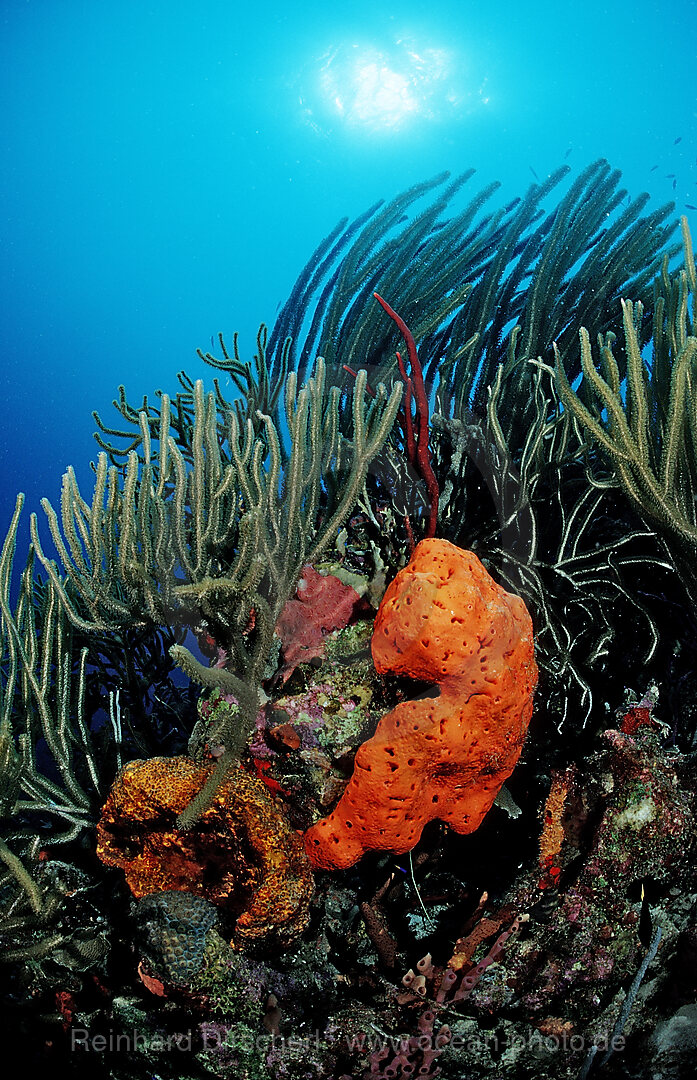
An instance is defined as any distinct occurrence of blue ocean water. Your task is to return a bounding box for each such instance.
[1,0,696,558]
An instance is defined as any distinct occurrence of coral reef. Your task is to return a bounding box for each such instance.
[32,358,402,830]
[305,538,537,869]
[96,756,313,947]
[5,163,697,1080]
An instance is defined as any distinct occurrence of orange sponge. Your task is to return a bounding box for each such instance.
[304,539,537,870]
[97,756,314,947]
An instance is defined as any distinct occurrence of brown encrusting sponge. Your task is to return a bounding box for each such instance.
[304,538,538,870]
[97,756,313,947]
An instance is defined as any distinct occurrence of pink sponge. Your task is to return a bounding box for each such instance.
[276,566,362,680]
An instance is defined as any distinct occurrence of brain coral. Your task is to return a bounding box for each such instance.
[134,890,219,986]
[304,538,538,870]
[97,756,313,948]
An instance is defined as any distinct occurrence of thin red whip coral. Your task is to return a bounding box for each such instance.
[373,292,440,540]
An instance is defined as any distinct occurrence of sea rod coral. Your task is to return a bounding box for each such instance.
[554,216,697,603]
[29,358,401,829]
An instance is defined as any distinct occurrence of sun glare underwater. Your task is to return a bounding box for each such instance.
[297,35,488,135]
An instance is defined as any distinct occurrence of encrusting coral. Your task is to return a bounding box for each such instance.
[304,538,538,870]
[96,756,313,948]
[134,890,220,988]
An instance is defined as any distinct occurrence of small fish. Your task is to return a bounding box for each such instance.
[666,173,676,178]
[638,881,653,949]
[685,203,697,210]
[564,147,572,159]
[529,165,539,180]
[674,136,682,144]
[673,179,678,190]
[650,165,658,171]
[211,334,215,350]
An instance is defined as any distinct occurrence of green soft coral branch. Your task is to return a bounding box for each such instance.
[555,328,697,545]
[554,219,697,584]
[168,363,402,829]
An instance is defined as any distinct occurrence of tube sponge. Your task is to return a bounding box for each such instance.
[304,539,538,870]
